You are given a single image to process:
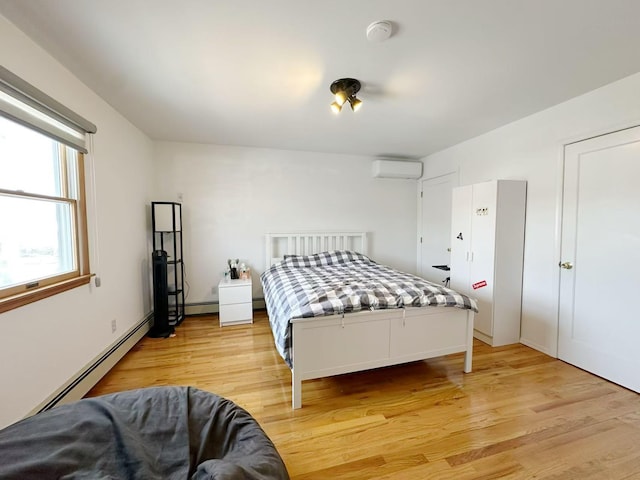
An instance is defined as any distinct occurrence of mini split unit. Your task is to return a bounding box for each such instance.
[372,160,423,179]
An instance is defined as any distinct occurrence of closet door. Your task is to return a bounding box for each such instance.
[469,182,497,337]
[559,126,640,393]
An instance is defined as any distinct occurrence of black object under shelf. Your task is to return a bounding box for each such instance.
[149,202,185,336]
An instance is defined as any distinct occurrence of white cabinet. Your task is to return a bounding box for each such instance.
[218,278,253,326]
[450,180,526,346]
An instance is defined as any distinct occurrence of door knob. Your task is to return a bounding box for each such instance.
[559,262,573,270]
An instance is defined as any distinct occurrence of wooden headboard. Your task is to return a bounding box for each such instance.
[265,232,367,269]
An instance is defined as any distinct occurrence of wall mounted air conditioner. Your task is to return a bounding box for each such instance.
[372,160,423,179]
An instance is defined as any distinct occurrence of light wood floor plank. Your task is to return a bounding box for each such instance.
[87,312,640,479]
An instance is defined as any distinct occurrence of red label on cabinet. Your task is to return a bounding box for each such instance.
[472,280,487,290]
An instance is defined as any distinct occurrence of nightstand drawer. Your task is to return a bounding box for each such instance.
[219,284,251,305]
[219,302,253,325]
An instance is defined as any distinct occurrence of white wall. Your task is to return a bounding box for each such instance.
[0,15,154,428]
[153,142,418,304]
[421,72,640,356]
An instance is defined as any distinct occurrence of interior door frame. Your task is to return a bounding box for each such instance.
[545,144,566,359]
[416,171,458,277]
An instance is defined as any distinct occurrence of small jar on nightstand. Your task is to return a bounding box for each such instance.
[218,278,253,327]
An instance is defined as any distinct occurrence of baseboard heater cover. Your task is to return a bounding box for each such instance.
[185,299,266,316]
[33,313,151,415]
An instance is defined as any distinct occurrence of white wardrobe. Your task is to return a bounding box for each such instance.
[450,180,527,346]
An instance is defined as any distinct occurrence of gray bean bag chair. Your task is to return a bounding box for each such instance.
[0,386,289,479]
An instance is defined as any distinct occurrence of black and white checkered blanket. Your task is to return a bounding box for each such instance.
[260,251,478,367]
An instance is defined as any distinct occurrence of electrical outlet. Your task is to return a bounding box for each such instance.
[111,319,117,333]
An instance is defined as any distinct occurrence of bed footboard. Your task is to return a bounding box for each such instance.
[290,307,474,409]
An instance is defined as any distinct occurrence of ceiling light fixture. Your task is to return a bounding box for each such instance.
[330,78,362,113]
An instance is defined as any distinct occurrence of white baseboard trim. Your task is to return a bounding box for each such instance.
[185,299,266,316]
[519,337,556,358]
[29,313,152,416]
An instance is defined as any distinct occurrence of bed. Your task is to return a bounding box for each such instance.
[0,386,289,480]
[260,232,478,409]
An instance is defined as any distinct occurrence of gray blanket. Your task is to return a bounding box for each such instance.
[0,386,289,479]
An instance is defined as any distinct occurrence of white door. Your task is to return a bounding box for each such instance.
[419,173,456,283]
[469,182,497,337]
[559,126,640,393]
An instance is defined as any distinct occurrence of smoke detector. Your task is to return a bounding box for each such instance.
[366,20,393,42]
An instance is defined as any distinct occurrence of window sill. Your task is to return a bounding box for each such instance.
[0,274,92,314]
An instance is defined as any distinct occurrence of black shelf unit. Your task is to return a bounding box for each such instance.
[151,201,185,329]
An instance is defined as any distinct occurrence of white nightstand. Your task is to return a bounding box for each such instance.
[218,278,253,326]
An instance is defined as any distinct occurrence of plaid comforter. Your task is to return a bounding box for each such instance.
[260,251,478,367]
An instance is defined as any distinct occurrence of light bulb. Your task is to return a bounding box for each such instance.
[350,97,363,112]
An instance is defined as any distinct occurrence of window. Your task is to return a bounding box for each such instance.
[0,67,96,313]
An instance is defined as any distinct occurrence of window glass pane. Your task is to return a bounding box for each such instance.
[65,147,80,200]
[0,115,61,196]
[0,195,76,289]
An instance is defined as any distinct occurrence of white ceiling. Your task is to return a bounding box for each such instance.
[2,0,640,158]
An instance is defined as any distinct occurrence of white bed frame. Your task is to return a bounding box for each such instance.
[264,232,474,409]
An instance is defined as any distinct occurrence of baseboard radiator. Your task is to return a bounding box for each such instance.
[30,313,152,416]
[186,299,266,316]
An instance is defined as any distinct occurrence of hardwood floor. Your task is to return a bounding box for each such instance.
[87,311,640,479]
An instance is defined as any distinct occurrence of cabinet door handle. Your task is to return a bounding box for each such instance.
[559,261,573,270]
[470,252,474,262]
